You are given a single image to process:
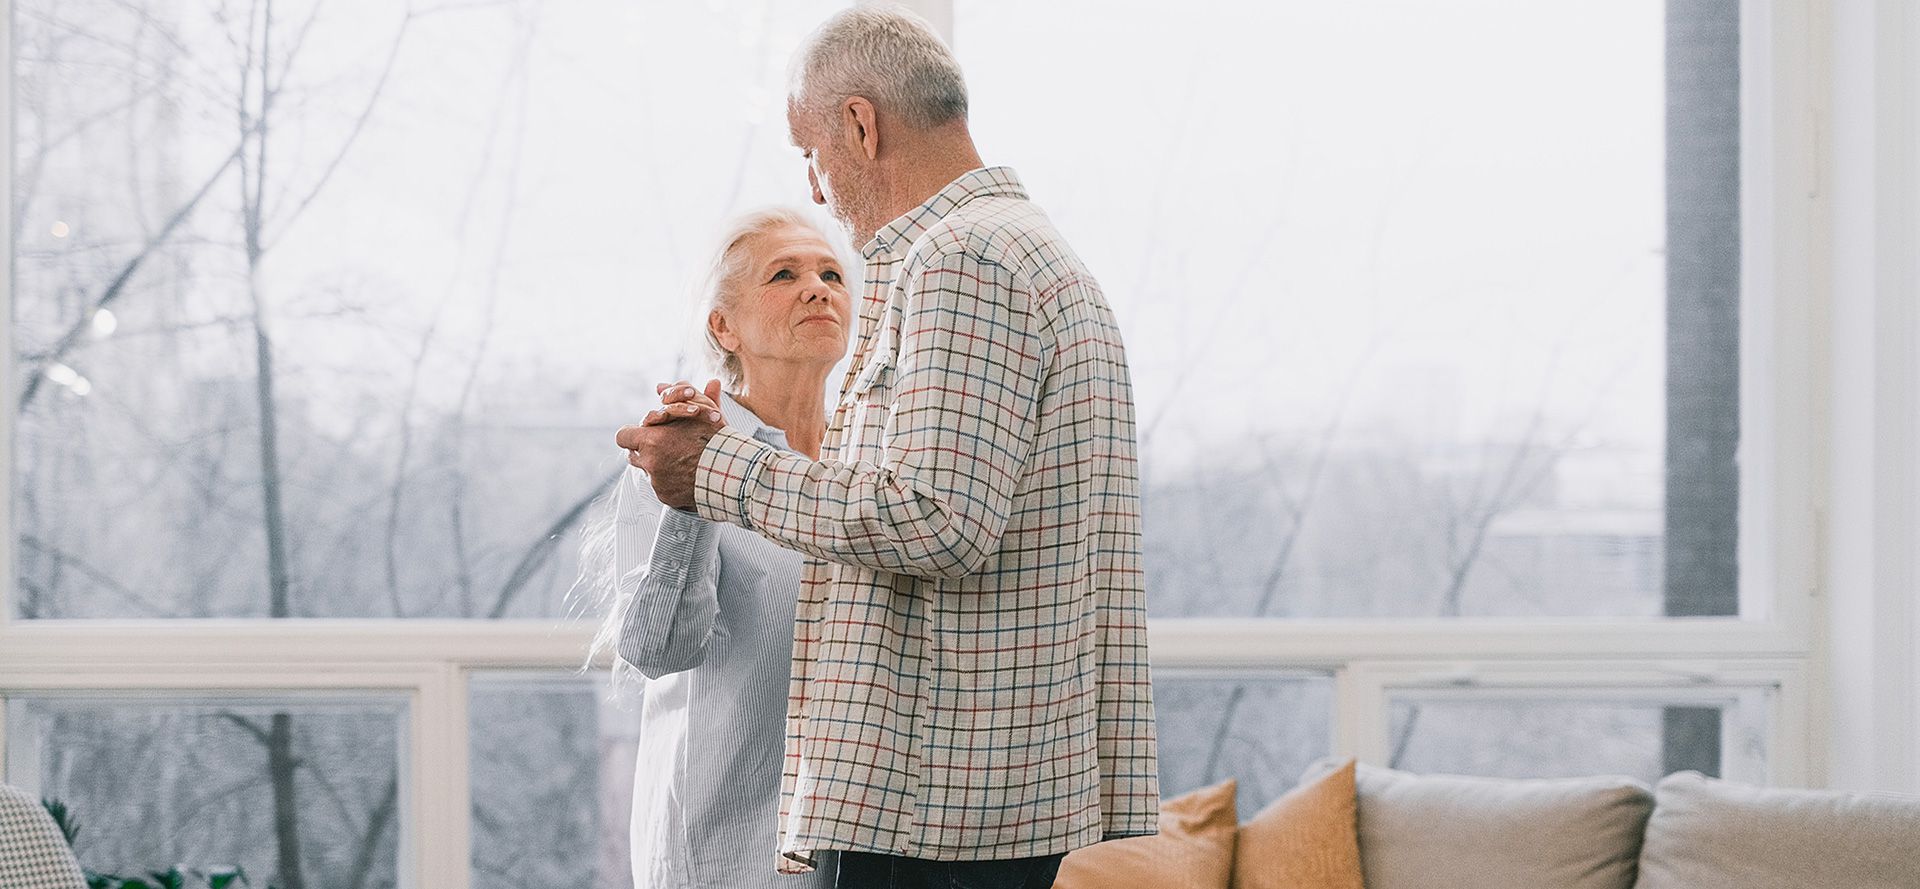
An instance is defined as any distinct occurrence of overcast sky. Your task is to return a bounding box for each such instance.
[25,0,1666,502]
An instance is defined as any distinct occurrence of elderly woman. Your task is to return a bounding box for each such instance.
[581,207,851,889]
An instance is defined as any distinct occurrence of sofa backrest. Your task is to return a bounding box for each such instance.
[1302,759,1654,889]
[1632,771,1920,889]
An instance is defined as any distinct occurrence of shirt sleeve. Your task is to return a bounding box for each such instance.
[614,467,722,678]
[691,242,1044,580]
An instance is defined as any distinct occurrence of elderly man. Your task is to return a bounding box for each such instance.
[618,8,1158,888]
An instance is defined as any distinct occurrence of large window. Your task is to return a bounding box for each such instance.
[953,0,1777,814]
[958,0,1733,622]
[11,0,842,621]
[0,1,1828,887]
[3,0,845,884]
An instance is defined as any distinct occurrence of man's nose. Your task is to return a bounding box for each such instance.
[808,167,826,206]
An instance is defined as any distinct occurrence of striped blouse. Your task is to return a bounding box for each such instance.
[615,394,834,889]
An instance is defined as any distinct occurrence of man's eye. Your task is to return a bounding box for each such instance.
[770,269,795,282]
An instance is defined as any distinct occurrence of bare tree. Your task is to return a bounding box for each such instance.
[210,0,416,882]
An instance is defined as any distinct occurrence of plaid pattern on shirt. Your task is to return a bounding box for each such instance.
[693,167,1159,868]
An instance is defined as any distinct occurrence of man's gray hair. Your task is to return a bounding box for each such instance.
[790,6,968,129]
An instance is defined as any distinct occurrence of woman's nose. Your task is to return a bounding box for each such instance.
[800,274,833,301]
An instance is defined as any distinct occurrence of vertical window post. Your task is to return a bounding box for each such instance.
[1664,0,1743,775]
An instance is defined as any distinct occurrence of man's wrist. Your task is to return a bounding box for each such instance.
[692,427,775,528]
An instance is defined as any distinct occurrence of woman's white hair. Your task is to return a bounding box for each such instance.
[789,6,968,129]
[571,206,839,700]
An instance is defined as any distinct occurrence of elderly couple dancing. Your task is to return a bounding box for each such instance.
[591,8,1159,888]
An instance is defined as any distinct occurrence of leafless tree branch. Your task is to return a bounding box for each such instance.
[486,468,622,619]
[17,128,256,412]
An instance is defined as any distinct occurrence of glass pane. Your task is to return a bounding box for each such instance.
[469,672,638,889]
[955,1,1739,618]
[1154,674,1334,820]
[4,695,404,887]
[11,0,847,618]
[1385,690,1770,785]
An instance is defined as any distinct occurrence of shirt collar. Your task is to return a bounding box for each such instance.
[719,392,794,453]
[861,166,1029,260]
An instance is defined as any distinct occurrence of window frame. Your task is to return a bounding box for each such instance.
[0,0,1882,886]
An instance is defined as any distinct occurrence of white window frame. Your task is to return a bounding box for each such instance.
[1825,0,1920,793]
[3,1,1913,887]
[1343,659,1808,786]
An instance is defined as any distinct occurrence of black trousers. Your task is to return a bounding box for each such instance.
[833,851,1065,889]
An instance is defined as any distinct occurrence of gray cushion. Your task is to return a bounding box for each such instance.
[1633,771,1920,889]
[1300,758,1653,889]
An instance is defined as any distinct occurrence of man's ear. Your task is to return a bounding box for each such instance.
[709,310,741,352]
[842,96,880,161]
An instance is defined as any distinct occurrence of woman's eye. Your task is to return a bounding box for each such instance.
[822,270,842,283]
[770,269,795,282]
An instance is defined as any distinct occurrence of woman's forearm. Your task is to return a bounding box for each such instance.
[616,498,722,678]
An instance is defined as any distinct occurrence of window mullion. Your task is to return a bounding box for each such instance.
[410,663,470,889]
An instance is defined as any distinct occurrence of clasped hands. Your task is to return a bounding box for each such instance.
[616,379,728,510]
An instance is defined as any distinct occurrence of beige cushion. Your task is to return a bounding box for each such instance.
[1231,758,1364,889]
[1633,771,1920,889]
[1055,779,1238,889]
[1301,758,1653,889]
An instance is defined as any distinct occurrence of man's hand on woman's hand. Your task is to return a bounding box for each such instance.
[645,379,724,426]
[615,379,727,510]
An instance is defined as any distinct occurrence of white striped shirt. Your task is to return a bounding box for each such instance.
[616,394,834,889]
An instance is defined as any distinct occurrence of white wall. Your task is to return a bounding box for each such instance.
[1825,0,1920,795]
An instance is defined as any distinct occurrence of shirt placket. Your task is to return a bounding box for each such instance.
[829,251,899,460]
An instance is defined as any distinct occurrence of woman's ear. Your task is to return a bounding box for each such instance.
[709,310,742,353]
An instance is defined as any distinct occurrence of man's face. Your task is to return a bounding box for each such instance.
[789,100,878,243]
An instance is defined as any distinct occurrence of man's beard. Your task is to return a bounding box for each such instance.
[821,165,880,247]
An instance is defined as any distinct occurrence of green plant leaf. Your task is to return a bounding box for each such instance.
[40,797,81,846]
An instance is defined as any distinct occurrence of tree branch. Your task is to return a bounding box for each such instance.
[18,534,179,617]
[486,468,622,619]
[17,128,256,412]
[268,6,415,239]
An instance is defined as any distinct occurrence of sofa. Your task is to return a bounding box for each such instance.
[1322,761,1920,889]
[0,782,86,889]
[1056,759,1920,889]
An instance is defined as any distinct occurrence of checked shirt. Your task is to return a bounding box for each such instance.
[692,167,1159,869]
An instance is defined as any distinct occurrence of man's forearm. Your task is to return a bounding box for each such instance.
[693,428,1009,580]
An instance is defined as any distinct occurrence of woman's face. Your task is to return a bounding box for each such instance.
[712,225,854,375]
